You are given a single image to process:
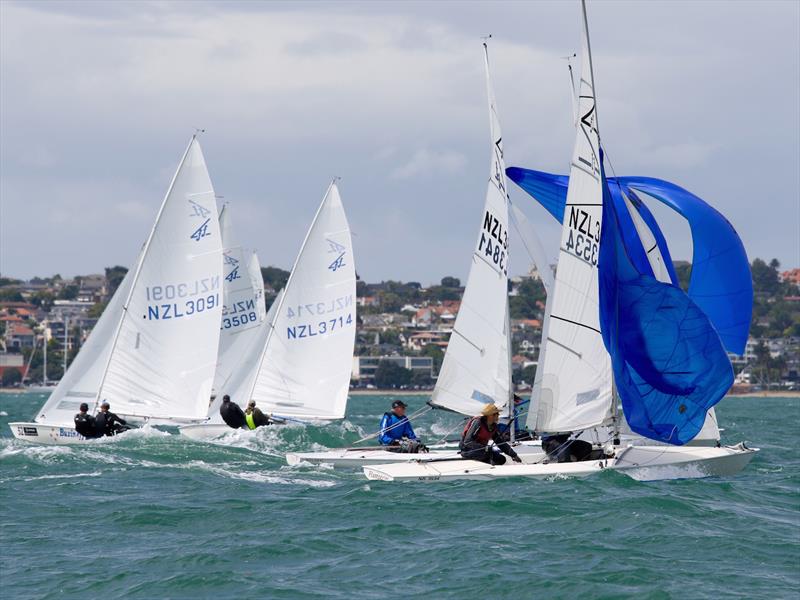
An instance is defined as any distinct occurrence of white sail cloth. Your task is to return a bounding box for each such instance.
[430,45,511,417]
[35,268,135,426]
[529,5,613,433]
[212,206,267,400]
[244,182,356,420]
[97,137,224,421]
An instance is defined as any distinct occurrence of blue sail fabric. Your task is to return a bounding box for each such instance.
[507,166,752,354]
[616,177,752,355]
[598,161,734,445]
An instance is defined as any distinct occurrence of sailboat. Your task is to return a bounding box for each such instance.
[179,204,270,439]
[10,136,224,444]
[363,1,757,482]
[180,179,357,438]
[287,43,545,468]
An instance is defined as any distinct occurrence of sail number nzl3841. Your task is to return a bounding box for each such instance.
[478,209,508,276]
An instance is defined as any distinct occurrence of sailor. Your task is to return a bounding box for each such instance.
[94,401,129,437]
[219,395,247,429]
[244,400,272,430]
[74,402,100,439]
[460,403,522,465]
[378,400,426,453]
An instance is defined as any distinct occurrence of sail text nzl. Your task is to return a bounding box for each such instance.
[143,276,221,321]
[565,206,601,266]
[285,294,354,319]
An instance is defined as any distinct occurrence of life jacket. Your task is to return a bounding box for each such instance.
[463,416,493,446]
[245,411,256,430]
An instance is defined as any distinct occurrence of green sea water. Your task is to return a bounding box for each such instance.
[0,392,797,599]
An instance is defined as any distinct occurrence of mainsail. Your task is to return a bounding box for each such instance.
[429,43,511,416]
[213,205,267,398]
[529,2,613,433]
[97,137,224,422]
[245,182,356,420]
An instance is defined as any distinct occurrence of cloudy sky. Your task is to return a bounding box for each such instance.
[1,0,798,284]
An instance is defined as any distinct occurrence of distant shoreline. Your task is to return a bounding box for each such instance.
[2,388,798,399]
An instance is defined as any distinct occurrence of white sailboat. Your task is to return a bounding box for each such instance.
[181,179,357,439]
[363,1,757,482]
[287,43,542,468]
[10,136,224,444]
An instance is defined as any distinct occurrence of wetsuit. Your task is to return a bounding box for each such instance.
[378,412,423,452]
[220,400,247,429]
[460,416,519,465]
[95,411,128,437]
[245,407,271,429]
[74,412,100,439]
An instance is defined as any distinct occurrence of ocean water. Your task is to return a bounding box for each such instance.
[0,392,797,599]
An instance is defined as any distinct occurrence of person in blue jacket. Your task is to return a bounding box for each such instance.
[378,400,427,453]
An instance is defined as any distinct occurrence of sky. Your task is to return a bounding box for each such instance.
[1,0,798,285]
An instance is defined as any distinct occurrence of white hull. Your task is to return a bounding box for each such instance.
[178,423,237,440]
[8,422,131,445]
[286,440,545,469]
[363,443,758,482]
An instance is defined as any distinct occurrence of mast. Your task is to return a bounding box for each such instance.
[42,329,47,384]
[63,316,68,377]
[506,297,515,444]
[93,135,199,410]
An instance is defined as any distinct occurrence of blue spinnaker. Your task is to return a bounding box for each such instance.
[617,177,752,355]
[507,166,752,355]
[598,161,733,445]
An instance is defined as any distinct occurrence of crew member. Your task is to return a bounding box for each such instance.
[219,395,247,429]
[244,400,272,430]
[74,402,100,439]
[94,401,129,437]
[460,403,522,465]
[378,400,425,453]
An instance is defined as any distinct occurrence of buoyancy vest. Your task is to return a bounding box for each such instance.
[463,416,493,446]
[245,412,256,430]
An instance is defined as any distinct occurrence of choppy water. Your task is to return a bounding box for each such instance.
[1,392,797,599]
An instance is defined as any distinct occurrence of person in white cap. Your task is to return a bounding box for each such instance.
[459,403,521,465]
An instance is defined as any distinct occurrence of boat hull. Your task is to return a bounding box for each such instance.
[178,423,237,440]
[362,443,758,482]
[9,422,109,445]
[287,440,545,468]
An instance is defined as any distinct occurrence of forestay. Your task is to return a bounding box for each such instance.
[529,3,613,433]
[35,268,135,426]
[247,182,356,420]
[429,44,511,417]
[97,137,224,422]
[213,205,267,399]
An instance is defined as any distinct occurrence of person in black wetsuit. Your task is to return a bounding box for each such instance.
[219,395,247,429]
[74,403,101,439]
[94,401,129,437]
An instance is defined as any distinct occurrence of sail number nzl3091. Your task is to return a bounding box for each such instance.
[143,276,221,320]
